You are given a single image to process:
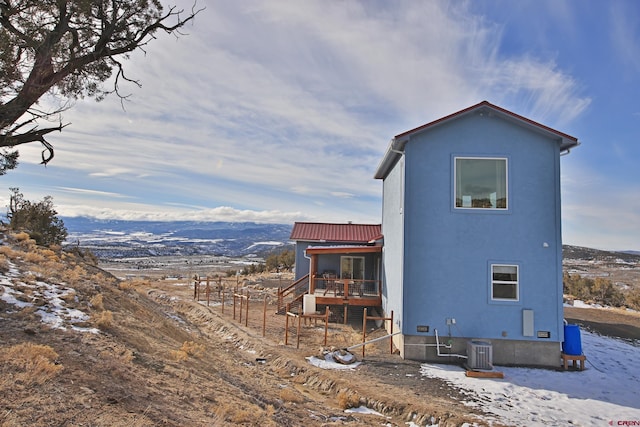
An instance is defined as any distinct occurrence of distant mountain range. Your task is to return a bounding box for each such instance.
[562,245,640,263]
[63,217,294,259]
[62,217,640,263]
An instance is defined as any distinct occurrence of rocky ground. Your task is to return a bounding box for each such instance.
[1,237,638,426]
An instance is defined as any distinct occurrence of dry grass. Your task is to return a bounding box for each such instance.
[213,402,274,425]
[93,310,114,329]
[23,251,46,263]
[90,293,105,311]
[337,389,361,409]
[170,341,205,361]
[0,254,10,273]
[0,343,63,386]
[0,244,19,259]
[60,265,86,286]
[119,278,152,290]
[279,387,305,403]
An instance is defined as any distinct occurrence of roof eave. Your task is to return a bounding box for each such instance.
[374,137,408,179]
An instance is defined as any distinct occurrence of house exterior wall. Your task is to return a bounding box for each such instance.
[388,112,565,366]
[381,156,405,338]
[294,242,311,281]
[293,241,380,282]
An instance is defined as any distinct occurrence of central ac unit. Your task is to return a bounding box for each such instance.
[467,340,493,370]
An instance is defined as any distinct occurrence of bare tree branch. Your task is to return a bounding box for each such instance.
[0,1,204,172]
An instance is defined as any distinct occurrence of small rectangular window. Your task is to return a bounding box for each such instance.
[455,157,507,209]
[491,264,519,301]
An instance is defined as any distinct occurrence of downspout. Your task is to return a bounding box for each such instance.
[303,249,313,294]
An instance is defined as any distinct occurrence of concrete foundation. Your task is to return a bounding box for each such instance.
[402,334,561,368]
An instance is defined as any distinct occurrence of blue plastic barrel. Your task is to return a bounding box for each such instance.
[562,324,582,355]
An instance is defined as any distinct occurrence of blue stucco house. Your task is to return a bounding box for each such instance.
[374,101,579,367]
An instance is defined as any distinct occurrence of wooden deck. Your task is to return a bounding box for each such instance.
[277,274,382,316]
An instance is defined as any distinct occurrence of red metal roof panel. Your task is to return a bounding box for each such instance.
[290,222,382,243]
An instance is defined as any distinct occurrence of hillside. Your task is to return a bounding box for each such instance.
[563,244,640,289]
[0,231,483,426]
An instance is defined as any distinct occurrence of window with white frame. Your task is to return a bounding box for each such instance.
[455,157,507,209]
[491,264,519,301]
[340,256,364,280]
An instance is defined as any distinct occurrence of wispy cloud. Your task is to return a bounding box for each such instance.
[7,1,597,230]
[609,2,640,73]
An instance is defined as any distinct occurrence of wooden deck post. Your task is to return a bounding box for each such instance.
[342,304,349,325]
[323,306,329,346]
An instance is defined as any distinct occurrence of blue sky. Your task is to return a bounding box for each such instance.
[2,1,639,251]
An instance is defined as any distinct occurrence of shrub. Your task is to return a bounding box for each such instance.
[564,273,627,307]
[6,188,68,246]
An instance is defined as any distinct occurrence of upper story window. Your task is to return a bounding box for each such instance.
[455,157,508,209]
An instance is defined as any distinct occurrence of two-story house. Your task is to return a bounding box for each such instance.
[374,101,579,367]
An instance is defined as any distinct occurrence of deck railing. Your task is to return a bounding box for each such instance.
[312,277,381,298]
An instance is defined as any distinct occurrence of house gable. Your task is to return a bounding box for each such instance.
[374,100,579,180]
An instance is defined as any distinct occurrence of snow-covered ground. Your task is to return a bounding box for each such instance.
[311,328,640,426]
[420,330,640,426]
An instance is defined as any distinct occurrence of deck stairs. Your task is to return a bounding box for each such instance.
[276,274,309,315]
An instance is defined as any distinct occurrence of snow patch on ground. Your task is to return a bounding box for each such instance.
[0,260,99,333]
[306,353,361,370]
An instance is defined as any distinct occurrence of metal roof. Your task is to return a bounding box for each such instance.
[290,222,382,243]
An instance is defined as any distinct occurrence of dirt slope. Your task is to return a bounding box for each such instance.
[0,236,488,427]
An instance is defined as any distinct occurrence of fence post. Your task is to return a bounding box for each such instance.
[362,307,368,357]
[285,303,290,345]
[296,311,301,349]
[221,284,225,314]
[244,291,249,327]
[390,310,394,354]
[262,295,267,337]
[193,275,198,300]
[206,277,210,306]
